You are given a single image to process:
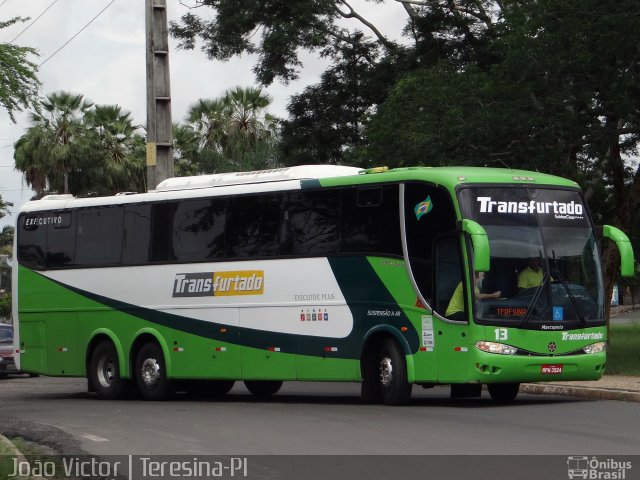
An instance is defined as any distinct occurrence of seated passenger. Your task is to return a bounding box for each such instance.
[445,273,501,321]
[517,257,546,290]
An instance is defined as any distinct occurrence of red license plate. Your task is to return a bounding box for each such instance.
[541,364,563,374]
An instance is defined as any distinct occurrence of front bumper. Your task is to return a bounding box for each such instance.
[470,350,606,383]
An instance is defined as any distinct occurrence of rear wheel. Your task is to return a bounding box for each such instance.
[487,382,520,403]
[378,338,412,406]
[89,341,125,400]
[244,380,282,398]
[135,343,171,401]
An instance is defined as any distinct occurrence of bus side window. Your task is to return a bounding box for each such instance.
[285,190,339,256]
[226,194,282,258]
[46,211,75,269]
[150,202,177,262]
[173,198,226,262]
[341,185,402,257]
[75,206,124,267]
[123,204,151,265]
[18,214,47,270]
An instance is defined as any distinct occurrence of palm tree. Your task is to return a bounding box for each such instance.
[14,125,49,198]
[14,91,91,195]
[222,87,279,171]
[82,105,146,195]
[173,123,204,176]
[179,87,280,174]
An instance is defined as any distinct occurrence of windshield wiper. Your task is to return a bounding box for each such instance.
[551,250,586,326]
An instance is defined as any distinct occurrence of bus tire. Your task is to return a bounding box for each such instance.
[487,382,520,403]
[135,342,171,401]
[244,380,282,398]
[378,337,412,406]
[89,341,125,400]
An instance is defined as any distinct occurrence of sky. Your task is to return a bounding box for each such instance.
[0,0,409,228]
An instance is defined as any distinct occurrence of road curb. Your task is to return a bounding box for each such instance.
[521,383,640,402]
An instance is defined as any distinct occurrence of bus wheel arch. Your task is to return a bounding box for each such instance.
[360,329,414,405]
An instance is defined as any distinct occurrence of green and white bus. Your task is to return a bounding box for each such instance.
[13,165,634,404]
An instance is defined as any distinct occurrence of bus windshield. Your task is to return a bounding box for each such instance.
[458,187,605,329]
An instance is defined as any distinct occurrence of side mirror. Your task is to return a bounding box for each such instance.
[460,219,490,272]
[603,225,635,277]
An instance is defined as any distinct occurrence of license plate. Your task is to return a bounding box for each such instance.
[541,364,563,374]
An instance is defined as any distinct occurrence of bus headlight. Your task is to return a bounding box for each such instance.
[582,342,607,354]
[475,341,517,355]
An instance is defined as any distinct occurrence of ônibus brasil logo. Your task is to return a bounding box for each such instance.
[567,456,632,479]
[173,271,264,297]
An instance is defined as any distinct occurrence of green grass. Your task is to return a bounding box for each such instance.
[606,323,640,376]
[0,437,65,480]
[0,439,20,480]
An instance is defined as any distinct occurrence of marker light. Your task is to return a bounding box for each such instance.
[475,341,518,355]
[582,342,607,354]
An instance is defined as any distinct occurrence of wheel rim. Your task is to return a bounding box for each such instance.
[140,357,161,388]
[97,355,116,388]
[379,356,393,387]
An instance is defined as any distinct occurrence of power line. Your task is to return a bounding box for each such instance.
[39,0,117,67]
[0,1,9,9]
[9,0,60,43]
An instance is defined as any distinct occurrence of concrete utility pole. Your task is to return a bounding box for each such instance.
[145,0,174,190]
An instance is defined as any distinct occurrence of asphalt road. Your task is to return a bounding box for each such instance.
[1,375,639,459]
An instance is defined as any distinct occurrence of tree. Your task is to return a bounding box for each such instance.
[0,17,41,122]
[170,0,399,85]
[81,105,146,195]
[14,92,146,197]
[14,91,91,195]
[281,39,395,165]
[171,1,508,165]
[176,87,280,174]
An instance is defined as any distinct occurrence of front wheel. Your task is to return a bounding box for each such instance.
[89,341,125,400]
[487,382,520,403]
[378,338,412,406]
[244,380,282,398]
[135,343,171,401]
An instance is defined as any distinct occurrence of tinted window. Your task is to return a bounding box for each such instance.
[341,185,402,256]
[123,204,152,264]
[226,194,283,257]
[75,206,124,266]
[17,214,47,270]
[284,190,340,255]
[46,211,75,268]
[173,198,226,261]
[150,202,177,262]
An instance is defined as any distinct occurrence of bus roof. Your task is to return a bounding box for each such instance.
[18,165,579,213]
